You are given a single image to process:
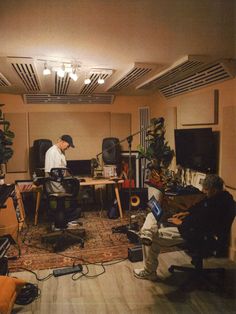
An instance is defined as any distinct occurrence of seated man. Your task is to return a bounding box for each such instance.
[44,134,80,226]
[134,174,235,281]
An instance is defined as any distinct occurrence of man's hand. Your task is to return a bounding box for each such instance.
[172,212,189,220]
[167,217,183,225]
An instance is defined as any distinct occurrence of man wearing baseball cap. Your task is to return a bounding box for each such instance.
[44,134,80,226]
[45,134,75,181]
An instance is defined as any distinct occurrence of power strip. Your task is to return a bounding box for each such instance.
[53,264,83,277]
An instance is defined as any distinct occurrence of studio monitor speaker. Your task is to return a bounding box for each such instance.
[120,188,148,210]
[102,137,121,165]
[33,139,53,169]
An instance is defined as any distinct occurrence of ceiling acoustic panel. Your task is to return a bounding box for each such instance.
[80,73,111,95]
[54,73,71,94]
[0,72,11,87]
[137,56,236,98]
[108,63,157,92]
[7,57,41,92]
[23,93,115,104]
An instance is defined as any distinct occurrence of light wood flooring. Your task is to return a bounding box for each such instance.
[12,251,236,314]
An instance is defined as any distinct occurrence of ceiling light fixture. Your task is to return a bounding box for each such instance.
[69,68,78,81]
[39,59,113,85]
[43,63,51,76]
[57,64,65,78]
[97,76,105,84]
[84,77,91,85]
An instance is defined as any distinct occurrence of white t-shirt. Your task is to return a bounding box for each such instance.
[44,144,67,173]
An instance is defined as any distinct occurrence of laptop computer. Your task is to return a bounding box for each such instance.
[147,196,163,222]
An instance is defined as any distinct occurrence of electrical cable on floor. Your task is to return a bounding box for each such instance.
[10,239,128,281]
[15,282,40,305]
[11,267,53,281]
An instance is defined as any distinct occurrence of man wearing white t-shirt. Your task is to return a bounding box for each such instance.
[45,134,74,193]
[44,135,80,226]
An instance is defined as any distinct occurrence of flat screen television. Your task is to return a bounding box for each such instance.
[174,128,218,173]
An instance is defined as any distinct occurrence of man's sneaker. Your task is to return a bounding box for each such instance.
[133,268,158,281]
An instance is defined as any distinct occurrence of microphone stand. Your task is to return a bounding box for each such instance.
[95,117,164,234]
[95,129,147,234]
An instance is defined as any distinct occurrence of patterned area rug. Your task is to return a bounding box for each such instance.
[8,210,141,272]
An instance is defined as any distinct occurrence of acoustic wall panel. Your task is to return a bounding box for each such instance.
[28,112,131,161]
[110,113,131,151]
[178,90,219,126]
[29,112,110,160]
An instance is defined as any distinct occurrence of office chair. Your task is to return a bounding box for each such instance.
[41,168,85,252]
[168,203,235,291]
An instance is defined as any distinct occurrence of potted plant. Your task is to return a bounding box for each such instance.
[0,104,15,182]
[137,117,174,192]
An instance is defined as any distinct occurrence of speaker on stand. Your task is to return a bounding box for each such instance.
[31,139,53,176]
[102,137,121,165]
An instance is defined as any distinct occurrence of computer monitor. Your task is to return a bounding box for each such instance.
[67,160,92,177]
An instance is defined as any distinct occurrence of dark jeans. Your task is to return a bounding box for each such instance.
[51,199,81,228]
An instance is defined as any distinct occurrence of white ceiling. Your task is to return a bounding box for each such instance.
[0,0,235,102]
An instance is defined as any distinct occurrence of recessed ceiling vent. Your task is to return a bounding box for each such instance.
[0,73,11,87]
[108,63,156,92]
[137,56,236,98]
[55,73,71,94]
[8,57,41,92]
[23,93,115,104]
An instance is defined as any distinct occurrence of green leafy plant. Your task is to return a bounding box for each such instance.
[137,117,174,189]
[0,104,15,175]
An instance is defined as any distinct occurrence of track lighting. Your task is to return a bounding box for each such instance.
[69,69,78,81]
[98,76,105,84]
[40,59,113,85]
[84,77,91,85]
[57,64,65,78]
[43,63,51,76]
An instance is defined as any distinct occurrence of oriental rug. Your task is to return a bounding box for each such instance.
[8,210,141,272]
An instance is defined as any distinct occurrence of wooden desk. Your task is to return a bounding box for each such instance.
[79,177,124,218]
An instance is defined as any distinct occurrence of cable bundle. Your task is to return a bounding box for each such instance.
[15,283,39,305]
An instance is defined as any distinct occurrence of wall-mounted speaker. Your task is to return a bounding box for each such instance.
[120,188,148,210]
[102,137,121,165]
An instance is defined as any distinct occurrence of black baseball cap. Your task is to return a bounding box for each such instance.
[60,134,75,148]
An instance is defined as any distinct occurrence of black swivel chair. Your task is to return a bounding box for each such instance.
[41,168,85,252]
[168,203,235,290]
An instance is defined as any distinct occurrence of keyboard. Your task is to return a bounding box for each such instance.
[165,185,201,196]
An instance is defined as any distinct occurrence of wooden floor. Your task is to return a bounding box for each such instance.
[12,251,236,314]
